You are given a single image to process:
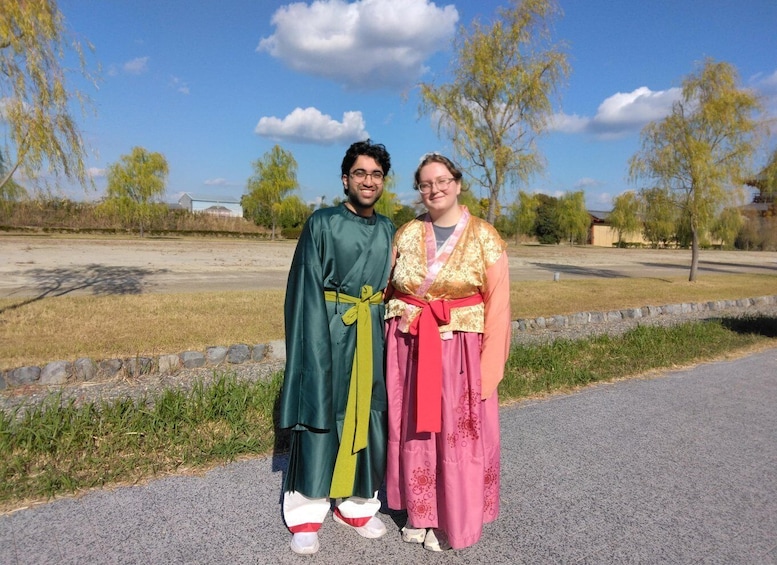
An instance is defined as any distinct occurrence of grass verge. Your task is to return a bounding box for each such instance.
[2,273,776,370]
[1,315,776,513]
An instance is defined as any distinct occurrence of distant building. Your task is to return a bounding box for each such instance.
[587,209,648,247]
[178,193,243,218]
[743,165,776,218]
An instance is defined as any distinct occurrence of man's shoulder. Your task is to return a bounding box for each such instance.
[374,212,396,230]
[304,206,341,229]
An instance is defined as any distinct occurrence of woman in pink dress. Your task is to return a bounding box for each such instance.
[384,153,512,551]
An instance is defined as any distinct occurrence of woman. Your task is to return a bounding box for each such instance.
[384,153,512,551]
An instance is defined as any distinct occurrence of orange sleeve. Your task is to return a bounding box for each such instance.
[480,251,511,400]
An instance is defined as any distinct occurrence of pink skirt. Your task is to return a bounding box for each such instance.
[384,318,500,550]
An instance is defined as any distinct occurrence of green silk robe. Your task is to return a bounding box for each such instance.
[280,204,395,499]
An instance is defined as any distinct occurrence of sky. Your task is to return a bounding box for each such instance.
[29,0,777,211]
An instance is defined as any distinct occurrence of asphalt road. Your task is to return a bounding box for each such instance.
[2,347,776,564]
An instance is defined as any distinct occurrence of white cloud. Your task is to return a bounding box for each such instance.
[204,178,229,186]
[594,192,614,207]
[88,167,105,178]
[257,0,458,90]
[123,56,149,75]
[751,68,777,117]
[574,177,603,190]
[551,86,681,138]
[169,76,190,95]
[255,106,369,144]
[751,69,777,94]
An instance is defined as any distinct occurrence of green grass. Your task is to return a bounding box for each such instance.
[501,315,776,398]
[0,372,286,510]
[2,314,776,512]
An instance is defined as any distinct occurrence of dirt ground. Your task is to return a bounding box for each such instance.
[2,234,776,298]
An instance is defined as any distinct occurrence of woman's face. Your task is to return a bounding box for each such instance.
[417,162,461,217]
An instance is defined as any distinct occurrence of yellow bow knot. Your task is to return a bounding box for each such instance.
[324,285,382,498]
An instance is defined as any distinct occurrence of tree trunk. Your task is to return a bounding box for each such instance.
[689,229,699,282]
[487,194,498,225]
[0,160,21,192]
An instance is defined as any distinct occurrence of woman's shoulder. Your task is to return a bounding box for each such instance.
[467,215,503,241]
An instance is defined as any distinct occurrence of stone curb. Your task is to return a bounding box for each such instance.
[512,294,777,332]
[1,340,287,391]
[2,295,775,391]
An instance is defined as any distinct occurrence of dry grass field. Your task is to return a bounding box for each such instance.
[1,234,776,369]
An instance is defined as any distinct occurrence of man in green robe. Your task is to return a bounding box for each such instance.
[279,140,395,555]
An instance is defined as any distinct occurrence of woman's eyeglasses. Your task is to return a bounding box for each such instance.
[417,177,456,194]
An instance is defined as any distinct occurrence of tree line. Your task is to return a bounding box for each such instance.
[1,0,775,282]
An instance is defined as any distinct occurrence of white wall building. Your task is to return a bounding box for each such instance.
[178,193,243,218]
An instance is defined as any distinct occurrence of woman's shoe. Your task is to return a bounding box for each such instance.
[401,526,426,543]
[423,528,451,552]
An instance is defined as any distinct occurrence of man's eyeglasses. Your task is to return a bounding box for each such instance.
[417,177,456,194]
[349,169,385,182]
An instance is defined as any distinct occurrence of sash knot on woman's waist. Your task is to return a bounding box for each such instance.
[324,285,382,497]
[394,291,483,433]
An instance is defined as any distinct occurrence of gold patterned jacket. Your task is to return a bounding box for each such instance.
[386,213,506,334]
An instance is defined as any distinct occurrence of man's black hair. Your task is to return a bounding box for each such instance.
[341,139,391,177]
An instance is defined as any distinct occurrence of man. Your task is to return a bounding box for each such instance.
[279,140,395,555]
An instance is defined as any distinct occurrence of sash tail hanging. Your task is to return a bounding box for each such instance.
[393,291,484,434]
[325,285,382,498]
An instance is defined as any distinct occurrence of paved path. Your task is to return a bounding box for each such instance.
[2,348,776,564]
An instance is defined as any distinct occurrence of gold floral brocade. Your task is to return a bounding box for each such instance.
[386,215,507,334]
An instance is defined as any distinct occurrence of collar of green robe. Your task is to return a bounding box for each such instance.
[324,285,383,497]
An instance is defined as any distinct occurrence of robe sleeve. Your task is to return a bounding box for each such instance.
[279,215,333,430]
[480,251,511,400]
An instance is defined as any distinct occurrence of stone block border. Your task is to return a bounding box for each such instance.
[2,295,775,391]
[512,295,777,332]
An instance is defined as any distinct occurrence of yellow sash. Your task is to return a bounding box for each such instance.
[325,285,382,497]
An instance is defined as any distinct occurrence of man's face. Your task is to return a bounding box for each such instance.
[342,155,384,215]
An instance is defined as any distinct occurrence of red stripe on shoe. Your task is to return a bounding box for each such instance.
[333,507,370,527]
[289,522,321,533]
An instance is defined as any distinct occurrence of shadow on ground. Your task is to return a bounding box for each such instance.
[0,264,167,314]
[718,315,777,338]
[528,263,627,278]
[640,261,777,275]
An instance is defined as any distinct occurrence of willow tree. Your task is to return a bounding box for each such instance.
[609,191,641,246]
[420,0,568,224]
[105,147,169,237]
[504,190,540,243]
[0,149,26,215]
[556,190,589,245]
[640,187,678,248]
[0,0,95,194]
[629,59,763,281]
[374,174,398,219]
[243,145,298,239]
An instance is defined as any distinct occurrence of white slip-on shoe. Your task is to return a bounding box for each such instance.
[423,528,452,552]
[290,532,320,555]
[333,512,387,538]
[401,526,426,543]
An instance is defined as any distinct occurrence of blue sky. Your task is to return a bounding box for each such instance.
[47,0,777,211]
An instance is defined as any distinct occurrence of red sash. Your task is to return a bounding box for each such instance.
[393,291,483,433]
